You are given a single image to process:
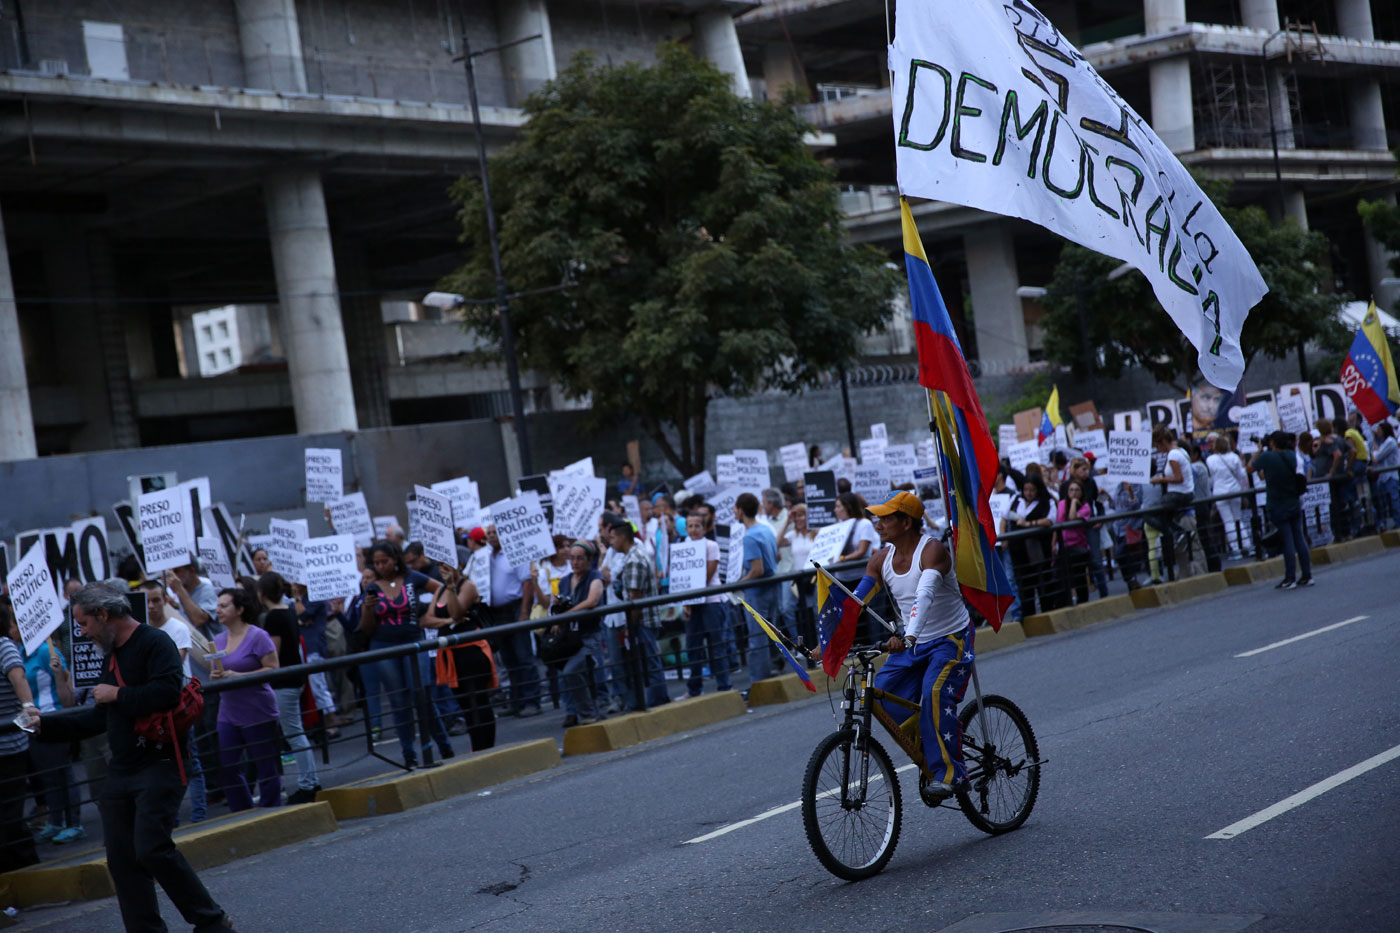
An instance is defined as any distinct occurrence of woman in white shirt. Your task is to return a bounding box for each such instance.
[781,504,820,645]
[1206,434,1251,557]
[833,493,879,584]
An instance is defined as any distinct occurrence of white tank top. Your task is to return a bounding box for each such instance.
[883,535,969,643]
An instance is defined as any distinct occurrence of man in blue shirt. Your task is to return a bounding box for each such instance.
[734,492,780,684]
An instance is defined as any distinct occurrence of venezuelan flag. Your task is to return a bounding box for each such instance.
[741,600,814,691]
[815,571,881,678]
[903,197,1015,629]
[1038,385,1062,446]
[1342,302,1399,424]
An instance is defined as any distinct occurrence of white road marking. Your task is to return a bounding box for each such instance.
[1234,615,1369,658]
[683,763,918,844]
[1205,743,1400,840]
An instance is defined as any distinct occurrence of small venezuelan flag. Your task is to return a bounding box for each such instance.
[1342,302,1399,424]
[815,571,881,678]
[741,600,814,691]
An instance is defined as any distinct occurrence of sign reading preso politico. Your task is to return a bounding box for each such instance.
[667,539,709,606]
[268,518,308,583]
[138,485,195,573]
[327,492,374,547]
[6,542,65,654]
[890,0,1266,390]
[410,485,458,566]
[1102,430,1153,487]
[303,534,362,602]
[552,474,606,541]
[304,448,343,503]
[489,491,555,566]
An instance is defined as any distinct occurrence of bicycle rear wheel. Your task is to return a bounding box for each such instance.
[956,695,1040,834]
[801,729,902,880]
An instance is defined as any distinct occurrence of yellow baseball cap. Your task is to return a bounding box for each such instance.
[866,490,925,520]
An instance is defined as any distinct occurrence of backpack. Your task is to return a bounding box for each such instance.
[110,654,204,785]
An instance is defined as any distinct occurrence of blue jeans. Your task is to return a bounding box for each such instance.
[742,583,782,684]
[777,582,798,640]
[184,727,206,822]
[997,550,1021,622]
[685,603,733,695]
[1376,477,1400,530]
[874,623,975,784]
[561,631,605,718]
[366,648,453,764]
[497,627,542,712]
[1085,527,1109,598]
[603,626,630,702]
[634,625,671,708]
[274,686,319,792]
[1269,504,1312,583]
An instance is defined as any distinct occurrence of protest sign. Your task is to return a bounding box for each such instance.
[667,539,709,606]
[858,438,886,464]
[819,452,855,482]
[870,423,887,445]
[988,492,1013,532]
[913,465,942,515]
[327,492,374,547]
[916,438,936,469]
[70,591,145,690]
[373,515,400,539]
[562,456,595,478]
[1146,400,1179,434]
[246,534,276,557]
[706,487,742,527]
[1301,481,1331,537]
[304,448,343,504]
[431,476,481,531]
[715,454,738,488]
[490,491,555,566]
[303,534,361,602]
[724,523,746,585]
[138,485,195,573]
[1076,428,1108,461]
[1112,410,1143,432]
[553,475,606,541]
[1006,439,1039,474]
[1313,383,1353,423]
[997,424,1018,450]
[732,449,771,495]
[268,518,308,583]
[884,444,918,486]
[197,536,236,591]
[684,470,717,496]
[716,524,734,584]
[803,471,838,528]
[808,519,854,567]
[1278,382,1313,424]
[1102,431,1153,486]
[466,544,492,606]
[1070,401,1104,433]
[779,442,808,483]
[517,475,553,525]
[852,463,891,504]
[622,495,643,531]
[411,485,458,565]
[1235,402,1277,454]
[33,518,112,595]
[1277,394,1310,436]
[7,543,64,654]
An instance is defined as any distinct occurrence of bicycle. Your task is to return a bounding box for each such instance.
[800,644,1042,880]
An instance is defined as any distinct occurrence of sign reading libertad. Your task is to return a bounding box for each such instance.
[890,0,1266,389]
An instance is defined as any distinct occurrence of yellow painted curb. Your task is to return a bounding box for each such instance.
[1022,596,1136,637]
[1381,530,1400,548]
[976,620,1026,653]
[1310,537,1385,565]
[563,691,746,755]
[318,739,560,819]
[1130,572,1228,608]
[747,672,822,706]
[1224,557,1286,585]
[0,803,338,909]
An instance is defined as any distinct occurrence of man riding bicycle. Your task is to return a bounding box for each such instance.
[862,491,974,801]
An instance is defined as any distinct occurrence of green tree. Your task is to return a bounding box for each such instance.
[1041,187,1345,394]
[444,45,900,476]
[1359,196,1400,313]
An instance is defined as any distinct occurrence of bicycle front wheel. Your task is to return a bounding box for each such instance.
[801,729,902,880]
[956,695,1040,834]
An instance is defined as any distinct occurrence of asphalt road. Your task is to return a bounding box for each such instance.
[26,550,1400,933]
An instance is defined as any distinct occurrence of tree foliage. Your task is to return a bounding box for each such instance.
[444,45,901,476]
[1359,196,1400,313]
[1041,183,1346,394]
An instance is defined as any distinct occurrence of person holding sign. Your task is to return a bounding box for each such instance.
[419,564,496,752]
[681,513,733,697]
[29,584,233,931]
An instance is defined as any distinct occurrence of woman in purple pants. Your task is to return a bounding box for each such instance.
[210,587,282,810]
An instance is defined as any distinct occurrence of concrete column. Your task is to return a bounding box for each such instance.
[0,208,35,461]
[1335,0,1375,40]
[1284,187,1308,229]
[693,10,751,99]
[495,0,556,105]
[1350,80,1387,150]
[235,0,307,93]
[1364,190,1399,309]
[965,224,1029,373]
[762,42,805,101]
[1238,0,1279,31]
[1150,58,1195,153]
[264,168,358,434]
[1143,0,1186,34]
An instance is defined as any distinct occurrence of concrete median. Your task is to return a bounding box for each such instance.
[317,739,560,820]
[1224,557,1286,585]
[1310,537,1386,565]
[563,690,747,755]
[0,802,338,909]
[1129,572,1228,608]
[1023,596,1137,637]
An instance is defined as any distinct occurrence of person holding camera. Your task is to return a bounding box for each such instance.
[1250,430,1314,590]
[551,541,607,727]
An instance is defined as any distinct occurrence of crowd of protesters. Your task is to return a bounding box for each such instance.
[4,412,1399,871]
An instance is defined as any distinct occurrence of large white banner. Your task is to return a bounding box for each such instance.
[890,0,1266,389]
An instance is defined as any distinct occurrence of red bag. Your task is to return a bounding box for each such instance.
[110,655,204,785]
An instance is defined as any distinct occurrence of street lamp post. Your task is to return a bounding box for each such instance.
[456,10,541,476]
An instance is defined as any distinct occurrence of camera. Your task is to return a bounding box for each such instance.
[551,594,576,615]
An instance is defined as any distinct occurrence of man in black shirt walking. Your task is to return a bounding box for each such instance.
[35,583,232,932]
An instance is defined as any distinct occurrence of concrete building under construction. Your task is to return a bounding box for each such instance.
[0,0,1395,463]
